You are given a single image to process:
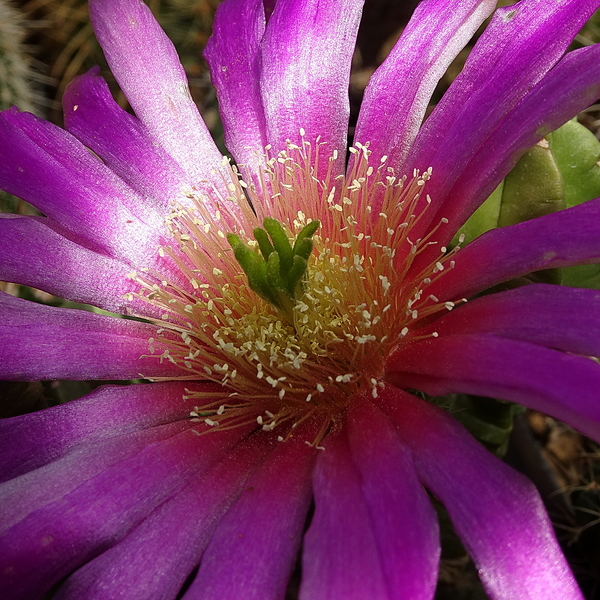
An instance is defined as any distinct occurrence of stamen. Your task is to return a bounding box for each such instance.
[127,138,464,442]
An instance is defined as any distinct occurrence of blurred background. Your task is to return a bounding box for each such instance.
[1,0,600,597]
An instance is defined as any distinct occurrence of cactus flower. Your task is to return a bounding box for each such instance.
[1,0,600,598]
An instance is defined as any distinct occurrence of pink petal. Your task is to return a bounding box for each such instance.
[0,381,205,482]
[259,0,363,179]
[88,0,225,188]
[387,333,600,443]
[63,68,189,209]
[426,199,600,303]
[183,428,316,600]
[0,421,190,535]
[204,0,268,183]
[300,427,390,600]
[0,425,245,599]
[408,0,599,178]
[354,0,496,172]
[380,387,584,600]
[0,109,164,264]
[345,397,440,600]
[0,292,180,381]
[415,283,600,357]
[414,41,600,263]
[0,215,143,314]
[55,430,271,600]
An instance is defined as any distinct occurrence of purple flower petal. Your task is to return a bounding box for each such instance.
[0,215,146,314]
[0,292,180,380]
[408,0,599,187]
[381,387,584,600]
[300,428,390,600]
[88,0,226,188]
[416,283,600,357]
[259,0,363,178]
[0,109,168,267]
[0,421,191,535]
[183,428,315,600]
[354,0,496,171]
[0,109,197,292]
[204,0,268,183]
[386,333,600,443]
[427,199,600,303]
[344,398,440,600]
[0,425,245,599]
[54,430,271,600]
[416,41,600,257]
[0,381,201,482]
[63,68,190,209]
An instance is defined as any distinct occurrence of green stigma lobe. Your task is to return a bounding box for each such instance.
[227,219,320,318]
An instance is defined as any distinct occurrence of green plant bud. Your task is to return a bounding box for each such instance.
[456,120,600,289]
[266,251,288,292]
[247,259,281,307]
[293,220,320,253]
[550,120,600,289]
[227,233,280,307]
[227,220,320,320]
[293,236,314,262]
[498,140,566,227]
[287,255,309,296]
[457,182,503,246]
[456,137,566,245]
[551,119,600,209]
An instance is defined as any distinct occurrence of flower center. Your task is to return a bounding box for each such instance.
[226,217,321,325]
[130,139,461,441]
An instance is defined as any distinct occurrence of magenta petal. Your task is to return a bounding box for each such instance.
[184,430,316,600]
[408,0,599,187]
[300,428,390,600]
[0,212,191,317]
[204,0,268,183]
[345,398,440,600]
[381,388,584,600]
[0,421,189,535]
[0,108,168,266]
[416,284,600,357]
[419,42,600,253]
[89,0,225,189]
[54,431,269,600]
[259,0,363,179]
[0,108,162,228]
[0,292,180,380]
[386,333,600,443]
[0,426,245,599]
[0,381,201,482]
[0,108,196,291]
[427,199,600,302]
[354,0,496,171]
[0,215,144,313]
[63,68,189,209]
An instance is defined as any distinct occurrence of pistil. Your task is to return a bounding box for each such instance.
[227,218,320,324]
